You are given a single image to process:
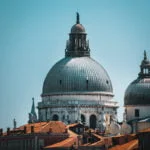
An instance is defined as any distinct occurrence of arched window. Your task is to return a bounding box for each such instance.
[81,114,86,124]
[90,114,97,129]
[52,114,59,121]
[62,115,65,121]
[135,109,140,117]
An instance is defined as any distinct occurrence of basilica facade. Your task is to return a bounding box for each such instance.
[37,13,118,129]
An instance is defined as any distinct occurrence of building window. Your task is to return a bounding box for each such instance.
[81,114,86,124]
[59,80,62,85]
[86,78,89,90]
[52,114,59,121]
[135,109,140,117]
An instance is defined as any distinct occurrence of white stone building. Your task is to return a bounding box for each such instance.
[37,13,118,129]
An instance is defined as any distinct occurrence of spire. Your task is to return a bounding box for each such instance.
[144,50,147,61]
[76,12,80,24]
[31,97,36,115]
[28,97,37,123]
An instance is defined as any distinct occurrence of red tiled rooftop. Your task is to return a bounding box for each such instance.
[90,133,104,146]
[67,123,81,128]
[7,121,66,135]
[109,139,138,150]
[44,123,80,149]
[44,137,76,149]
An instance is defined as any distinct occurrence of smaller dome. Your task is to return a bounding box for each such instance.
[141,59,150,67]
[124,78,150,105]
[71,24,86,33]
[70,12,86,34]
[124,51,150,106]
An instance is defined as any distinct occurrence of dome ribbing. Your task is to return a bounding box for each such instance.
[124,51,150,105]
[42,57,113,96]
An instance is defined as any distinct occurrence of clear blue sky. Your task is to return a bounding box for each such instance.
[0,0,150,130]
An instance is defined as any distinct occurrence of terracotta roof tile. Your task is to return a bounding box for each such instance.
[6,121,66,135]
[109,139,138,150]
[67,123,80,128]
[44,123,81,149]
[44,137,76,149]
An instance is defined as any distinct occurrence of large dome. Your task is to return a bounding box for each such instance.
[38,13,117,126]
[42,13,113,96]
[124,51,150,105]
[42,57,113,96]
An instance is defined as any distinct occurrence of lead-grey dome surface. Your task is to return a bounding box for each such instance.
[42,57,113,95]
[124,78,150,105]
[71,24,86,33]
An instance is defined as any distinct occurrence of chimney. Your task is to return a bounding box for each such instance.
[7,127,10,135]
[24,126,27,134]
[31,126,34,133]
[0,128,3,136]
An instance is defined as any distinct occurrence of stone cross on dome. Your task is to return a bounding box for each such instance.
[144,50,147,60]
[142,50,149,63]
[76,12,80,24]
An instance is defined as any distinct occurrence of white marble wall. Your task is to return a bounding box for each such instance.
[137,122,150,131]
[126,105,150,121]
[39,106,116,127]
[38,93,118,128]
[42,92,113,102]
